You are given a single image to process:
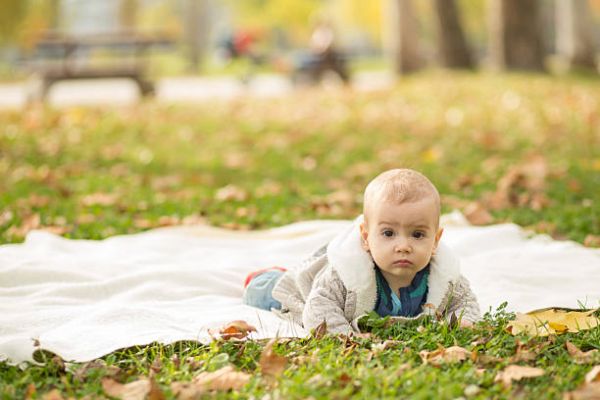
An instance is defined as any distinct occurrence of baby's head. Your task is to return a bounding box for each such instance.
[360,169,443,288]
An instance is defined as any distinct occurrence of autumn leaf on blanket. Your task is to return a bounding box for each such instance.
[506,308,600,337]
[214,320,257,340]
[419,345,472,366]
[494,365,545,387]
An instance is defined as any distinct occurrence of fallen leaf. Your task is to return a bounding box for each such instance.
[564,382,600,400]
[487,155,549,211]
[41,389,64,400]
[311,321,327,339]
[82,193,119,207]
[463,202,494,225]
[494,365,545,387]
[102,378,150,400]
[586,366,600,384]
[217,320,257,340]
[584,235,600,248]
[259,339,288,377]
[567,342,599,364]
[507,308,600,337]
[193,365,250,391]
[215,185,248,202]
[6,213,41,237]
[419,345,471,366]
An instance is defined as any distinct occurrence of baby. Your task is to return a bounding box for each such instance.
[243,168,480,334]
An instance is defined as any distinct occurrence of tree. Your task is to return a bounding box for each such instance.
[385,0,422,74]
[0,0,29,43]
[433,0,473,69]
[185,0,211,72]
[488,0,545,71]
[555,0,597,70]
[119,0,138,30]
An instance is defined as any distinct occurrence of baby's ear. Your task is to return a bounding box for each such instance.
[433,228,444,252]
[359,222,370,251]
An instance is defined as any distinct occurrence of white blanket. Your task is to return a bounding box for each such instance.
[1,212,599,364]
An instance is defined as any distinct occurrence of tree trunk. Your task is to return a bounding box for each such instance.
[119,0,138,30]
[488,0,545,71]
[49,0,61,30]
[185,0,211,72]
[392,0,423,74]
[556,0,597,70]
[433,0,473,69]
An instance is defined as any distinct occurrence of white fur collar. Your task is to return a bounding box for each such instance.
[326,215,461,316]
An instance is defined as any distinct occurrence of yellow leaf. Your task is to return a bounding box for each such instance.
[507,308,600,337]
[494,365,545,387]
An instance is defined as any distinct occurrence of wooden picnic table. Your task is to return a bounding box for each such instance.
[30,30,173,101]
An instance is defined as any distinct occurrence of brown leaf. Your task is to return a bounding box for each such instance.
[463,202,494,226]
[82,193,119,207]
[102,378,150,400]
[584,235,600,248]
[25,383,37,400]
[311,320,327,339]
[214,185,248,202]
[41,389,65,400]
[419,345,471,366]
[487,155,549,211]
[494,365,545,387]
[259,339,288,377]
[566,342,599,364]
[192,365,250,391]
[218,320,257,340]
[564,382,600,400]
[6,213,41,237]
[586,366,600,384]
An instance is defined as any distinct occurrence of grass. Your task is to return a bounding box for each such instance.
[0,71,599,398]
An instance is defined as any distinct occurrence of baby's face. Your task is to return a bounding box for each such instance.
[360,197,442,289]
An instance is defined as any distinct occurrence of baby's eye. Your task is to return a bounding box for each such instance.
[412,231,426,239]
[382,229,394,237]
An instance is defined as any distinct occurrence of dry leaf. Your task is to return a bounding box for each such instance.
[259,339,288,377]
[311,321,328,339]
[217,320,257,340]
[82,193,119,207]
[494,365,545,387]
[567,342,600,364]
[6,213,41,237]
[586,366,600,384]
[564,382,600,400]
[419,345,471,366]
[214,185,248,202]
[487,155,549,210]
[507,308,600,337]
[193,365,251,391]
[102,378,150,400]
[41,389,65,400]
[463,202,494,225]
[584,235,600,248]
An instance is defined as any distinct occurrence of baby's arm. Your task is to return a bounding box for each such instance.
[302,266,354,335]
[444,274,481,324]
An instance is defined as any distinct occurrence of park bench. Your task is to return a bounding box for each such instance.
[29,30,173,101]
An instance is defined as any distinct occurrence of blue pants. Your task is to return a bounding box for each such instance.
[242,269,285,311]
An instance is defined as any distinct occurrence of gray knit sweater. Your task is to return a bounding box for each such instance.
[271,216,481,334]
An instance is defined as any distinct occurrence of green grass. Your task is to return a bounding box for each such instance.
[1,71,599,398]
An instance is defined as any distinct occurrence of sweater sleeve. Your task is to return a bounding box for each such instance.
[302,266,355,335]
[442,274,481,323]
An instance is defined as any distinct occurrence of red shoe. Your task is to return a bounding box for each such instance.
[243,266,287,288]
